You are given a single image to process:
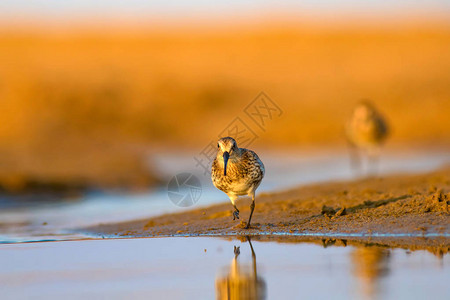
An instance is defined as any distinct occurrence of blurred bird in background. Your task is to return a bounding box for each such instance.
[346,100,389,175]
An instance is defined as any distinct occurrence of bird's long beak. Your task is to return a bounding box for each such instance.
[223,151,230,176]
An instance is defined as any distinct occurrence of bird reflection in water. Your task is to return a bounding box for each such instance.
[352,246,390,300]
[216,237,266,300]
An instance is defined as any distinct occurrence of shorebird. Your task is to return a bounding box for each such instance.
[212,137,265,229]
[345,100,389,174]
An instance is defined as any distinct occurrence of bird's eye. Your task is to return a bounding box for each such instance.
[217,143,219,148]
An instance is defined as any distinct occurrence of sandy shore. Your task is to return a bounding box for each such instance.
[85,167,450,248]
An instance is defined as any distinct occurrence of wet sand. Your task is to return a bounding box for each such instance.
[85,167,450,248]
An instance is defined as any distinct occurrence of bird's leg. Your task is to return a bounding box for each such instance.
[233,205,240,220]
[368,148,380,176]
[245,195,255,229]
[229,195,239,220]
[348,143,361,176]
[247,237,258,278]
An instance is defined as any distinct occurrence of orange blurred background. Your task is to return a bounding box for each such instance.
[0,1,449,192]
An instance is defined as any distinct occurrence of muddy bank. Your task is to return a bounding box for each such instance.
[85,167,450,245]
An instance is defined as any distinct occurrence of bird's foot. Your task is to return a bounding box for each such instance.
[234,246,240,257]
[244,222,251,229]
[233,210,240,220]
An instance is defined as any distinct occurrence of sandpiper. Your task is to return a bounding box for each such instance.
[345,100,389,173]
[211,137,265,229]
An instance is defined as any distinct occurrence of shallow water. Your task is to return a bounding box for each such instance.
[0,149,449,243]
[0,237,448,300]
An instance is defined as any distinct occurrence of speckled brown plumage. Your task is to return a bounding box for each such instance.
[211,137,264,228]
[346,101,388,150]
[212,149,264,195]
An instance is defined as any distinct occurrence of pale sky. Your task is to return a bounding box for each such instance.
[0,1,448,24]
